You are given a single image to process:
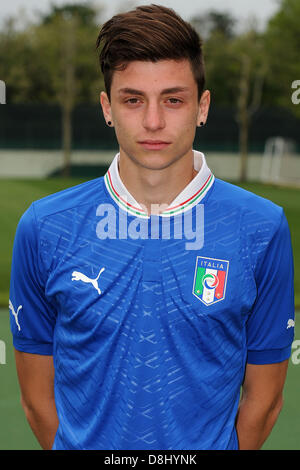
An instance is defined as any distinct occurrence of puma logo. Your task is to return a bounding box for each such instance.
[9,299,22,331]
[287,319,295,329]
[71,267,105,295]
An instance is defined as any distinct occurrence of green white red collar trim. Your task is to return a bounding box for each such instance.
[104,150,214,218]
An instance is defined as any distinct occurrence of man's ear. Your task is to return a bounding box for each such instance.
[197,90,210,127]
[100,91,113,126]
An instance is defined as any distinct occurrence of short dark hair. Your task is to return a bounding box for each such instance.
[96,4,205,101]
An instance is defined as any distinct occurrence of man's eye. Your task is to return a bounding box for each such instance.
[125,98,140,104]
[167,98,183,104]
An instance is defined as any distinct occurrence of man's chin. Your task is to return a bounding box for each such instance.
[122,147,175,170]
[134,155,176,171]
[120,144,193,171]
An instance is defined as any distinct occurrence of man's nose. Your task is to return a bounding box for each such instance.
[142,102,165,131]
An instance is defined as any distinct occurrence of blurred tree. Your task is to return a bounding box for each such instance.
[42,3,97,26]
[191,10,236,41]
[31,3,104,176]
[191,11,238,107]
[0,3,105,176]
[0,18,33,103]
[264,0,300,118]
[231,29,268,181]
[191,11,267,181]
[202,31,237,106]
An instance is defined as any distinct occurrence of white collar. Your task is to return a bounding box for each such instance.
[104,150,214,218]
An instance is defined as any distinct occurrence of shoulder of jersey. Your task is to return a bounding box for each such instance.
[32,176,106,219]
[212,178,283,223]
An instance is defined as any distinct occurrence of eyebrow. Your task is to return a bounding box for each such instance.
[118,86,190,96]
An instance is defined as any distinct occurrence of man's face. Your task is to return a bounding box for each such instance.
[101,59,210,170]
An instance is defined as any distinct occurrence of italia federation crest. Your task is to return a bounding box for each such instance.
[193,256,229,306]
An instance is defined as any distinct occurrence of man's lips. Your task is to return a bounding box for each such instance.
[138,140,171,150]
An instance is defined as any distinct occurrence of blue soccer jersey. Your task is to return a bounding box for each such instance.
[9,150,295,450]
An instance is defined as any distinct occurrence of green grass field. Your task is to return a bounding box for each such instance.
[0,177,299,449]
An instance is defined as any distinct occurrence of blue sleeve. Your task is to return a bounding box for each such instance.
[9,203,57,355]
[246,209,295,364]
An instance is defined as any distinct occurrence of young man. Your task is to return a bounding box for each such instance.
[9,4,294,450]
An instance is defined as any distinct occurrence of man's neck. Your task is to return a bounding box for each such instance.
[118,149,199,215]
